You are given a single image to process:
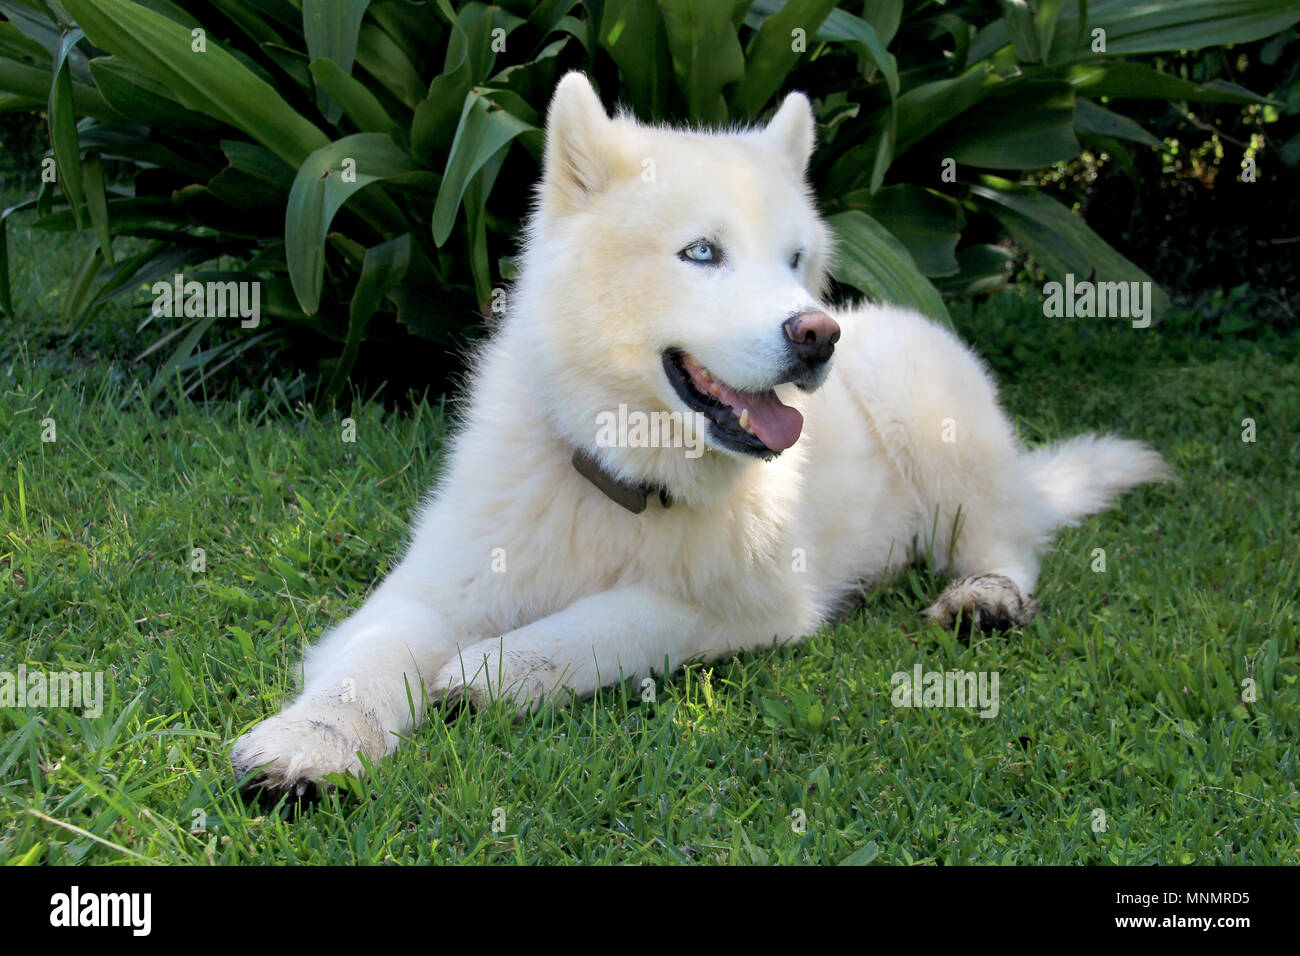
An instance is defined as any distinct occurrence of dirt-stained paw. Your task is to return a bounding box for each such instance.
[924,573,1038,634]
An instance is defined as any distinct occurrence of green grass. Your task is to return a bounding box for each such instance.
[0,209,1297,863]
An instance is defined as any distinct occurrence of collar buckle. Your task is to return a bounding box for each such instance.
[571,448,672,514]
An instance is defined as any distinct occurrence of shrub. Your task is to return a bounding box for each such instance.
[0,0,1294,398]
[1080,29,1300,329]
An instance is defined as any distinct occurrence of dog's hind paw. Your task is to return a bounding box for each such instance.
[924,574,1038,634]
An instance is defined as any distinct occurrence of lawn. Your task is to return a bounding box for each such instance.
[0,204,1296,864]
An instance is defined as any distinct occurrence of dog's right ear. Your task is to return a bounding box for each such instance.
[763,91,816,175]
[542,73,614,212]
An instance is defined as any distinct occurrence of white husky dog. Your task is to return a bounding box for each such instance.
[233,73,1170,793]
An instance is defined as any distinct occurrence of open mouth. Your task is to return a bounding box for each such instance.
[662,349,804,458]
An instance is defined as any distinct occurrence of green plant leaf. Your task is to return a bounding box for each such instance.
[1066,61,1277,105]
[209,0,288,47]
[0,20,52,62]
[223,140,296,188]
[261,42,314,94]
[827,210,950,323]
[943,82,1078,170]
[999,0,1041,63]
[355,20,426,108]
[860,0,902,47]
[63,0,329,166]
[0,197,41,316]
[368,0,446,69]
[302,0,372,123]
[432,0,525,84]
[931,244,1015,296]
[1058,0,1300,58]
[974,0,1300,62]
[806,7,900,190]
[432,89,540,247]
[286,132,413,314]
[309,57,401,136]
[599,0,672,119]
[526,0,584,46]
[1074,97,1160,148]
[660,0,745,124]
[1035,0,1067,63]
[814,6,899,97]
[0,0,68,57]
[85,237,232,321]
[0,51,119,120]
[970,175,1171,316]
[410,0,486,166]
[327,232,410,398]
[919,11,973,73]
[81,150,114,266]
[894,62,1006,157]
[63,244,102,326]
[491,35,568,103]
[465,148,506,308]
[48,29,86,226]
[731,0,839,119]
[74,122,215,178]
[841,185,963,277]
[87,56,229,134]
[146,313,219,399]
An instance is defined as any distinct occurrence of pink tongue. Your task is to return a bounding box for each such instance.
[713,380,804,452]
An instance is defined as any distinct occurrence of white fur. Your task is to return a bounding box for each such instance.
[232,74,1171,792]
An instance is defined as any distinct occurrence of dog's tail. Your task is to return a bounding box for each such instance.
[1024,434,1173,528]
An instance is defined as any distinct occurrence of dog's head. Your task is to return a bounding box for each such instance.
[516,72,835,476]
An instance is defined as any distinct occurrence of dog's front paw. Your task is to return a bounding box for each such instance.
[434,645,554,714]
[231,703,385,796]
[924,574,1038,634]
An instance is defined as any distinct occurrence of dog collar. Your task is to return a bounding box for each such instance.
[571,448,672,514]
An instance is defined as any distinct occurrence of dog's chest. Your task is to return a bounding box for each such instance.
[426,458,807,637]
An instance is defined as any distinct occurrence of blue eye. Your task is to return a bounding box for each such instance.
[680,240,719,265]
[789,251,803,269]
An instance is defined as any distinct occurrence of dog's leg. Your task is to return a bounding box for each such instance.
[846,306,1050,633]
[922,491,1046,634]
[433,586,718,712]
[231,586,452,793]
[916,438,1048,633]
[917,450,1047,634]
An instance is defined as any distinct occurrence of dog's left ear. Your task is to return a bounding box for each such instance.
[763,92,816,175]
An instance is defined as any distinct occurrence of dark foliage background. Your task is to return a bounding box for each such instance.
[1,1,1297,404]
[1086,30,1300,333]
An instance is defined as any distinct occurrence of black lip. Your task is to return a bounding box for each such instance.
[662,349,778,459]
[781,358,828,392]
[792,369,825,392]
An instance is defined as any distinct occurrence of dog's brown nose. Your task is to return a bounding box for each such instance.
[783,311,840,366]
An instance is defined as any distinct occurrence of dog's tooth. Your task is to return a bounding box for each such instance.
[698,368,711,383]
[738,408,750,431]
